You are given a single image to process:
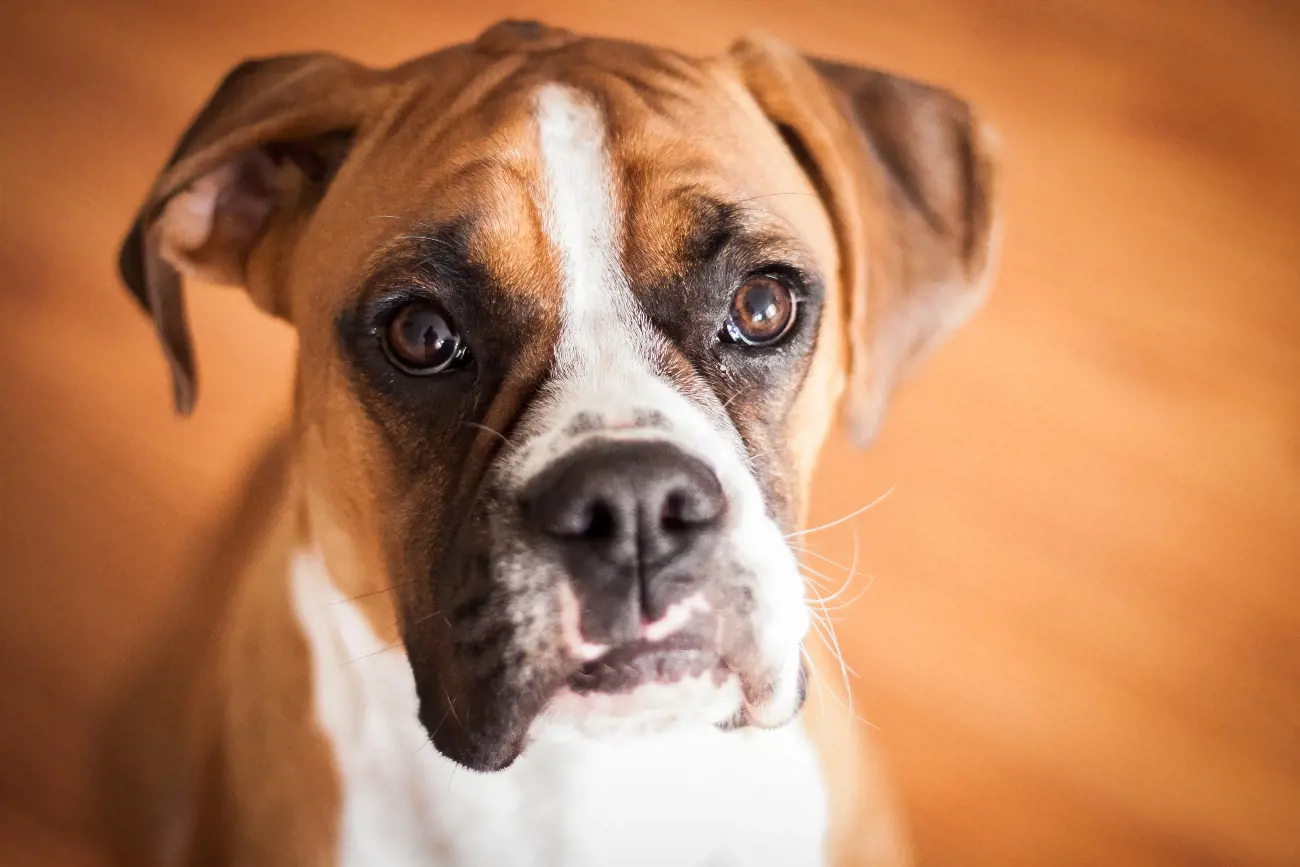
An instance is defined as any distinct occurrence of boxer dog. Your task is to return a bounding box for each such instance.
[105,20,998,867]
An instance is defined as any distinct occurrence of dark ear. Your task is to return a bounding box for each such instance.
[730,35,1001,445]
[119,53,374,414]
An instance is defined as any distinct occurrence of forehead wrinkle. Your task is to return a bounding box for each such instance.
[359,54,530,195]
[627,188,825,293]
[463,165,558,306]
[363,155,557,304]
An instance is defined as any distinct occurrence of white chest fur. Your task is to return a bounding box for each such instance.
[290,552,829,867]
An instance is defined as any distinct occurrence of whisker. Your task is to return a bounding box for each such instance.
[340,644,402,666]
[803,574,875,614]
[797,523,875,730]
[332,578,419,605]
[807,595,855,730]
[809,620,861,680]
[799,526,869,612]
[800,644,827,720]
[801,570,835,592]
[805,566,860,607]
[803,640,874,728]
[412,608,450,627]
[378,617,408,648]
[428,701,454,744]
[785,486,895,539]
[801,573,845,608]
[729,191,818,207]
[789,544,855,575]
[463,420,510,445]
[443,688,461,726]
[798,558,862,607]
[799,561,842,592]
[822,526,866,609]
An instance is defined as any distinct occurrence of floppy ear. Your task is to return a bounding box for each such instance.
[730,35,1001,445]
[119,53,375,414]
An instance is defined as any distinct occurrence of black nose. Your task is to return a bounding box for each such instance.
[522,440,725,642]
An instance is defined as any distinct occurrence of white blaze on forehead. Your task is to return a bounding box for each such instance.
[533,83,649,379]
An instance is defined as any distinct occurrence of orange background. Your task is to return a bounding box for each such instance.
[2,2,1298,865]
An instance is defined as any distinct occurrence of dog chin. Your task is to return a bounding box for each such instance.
[532,669,746,738]
[527,650,807,741]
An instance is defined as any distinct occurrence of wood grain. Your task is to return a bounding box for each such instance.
[1,1,1297,865]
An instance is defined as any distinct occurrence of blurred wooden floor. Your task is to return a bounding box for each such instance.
[2,1,1298,865]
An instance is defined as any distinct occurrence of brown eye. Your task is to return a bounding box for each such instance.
[721,275,797,347]
[382,300,470,374]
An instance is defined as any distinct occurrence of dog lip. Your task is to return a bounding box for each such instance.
[565,632,724,695]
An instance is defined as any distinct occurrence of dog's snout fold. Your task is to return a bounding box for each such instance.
[521,440,725,641]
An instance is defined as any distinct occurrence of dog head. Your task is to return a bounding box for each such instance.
[120,21,998,771]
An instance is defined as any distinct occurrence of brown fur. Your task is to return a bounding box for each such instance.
[106,20,999,867]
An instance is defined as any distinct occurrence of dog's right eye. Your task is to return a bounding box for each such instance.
[382,300,472,375]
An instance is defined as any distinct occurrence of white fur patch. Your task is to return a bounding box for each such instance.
[534,83,651,382]
[291,551,830,867]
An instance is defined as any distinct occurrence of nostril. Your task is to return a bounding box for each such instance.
[659,486,722,532]
[539,497,621,540]
[585,501,617,540]
[661,491,691,531]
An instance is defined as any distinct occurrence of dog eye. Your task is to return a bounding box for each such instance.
[720,275,797,347]
[382,300,471,375]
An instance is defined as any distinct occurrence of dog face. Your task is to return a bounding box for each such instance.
[120,22,998,771]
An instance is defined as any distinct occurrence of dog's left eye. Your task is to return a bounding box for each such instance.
[382,300,472,375]
[720,275,798,347]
